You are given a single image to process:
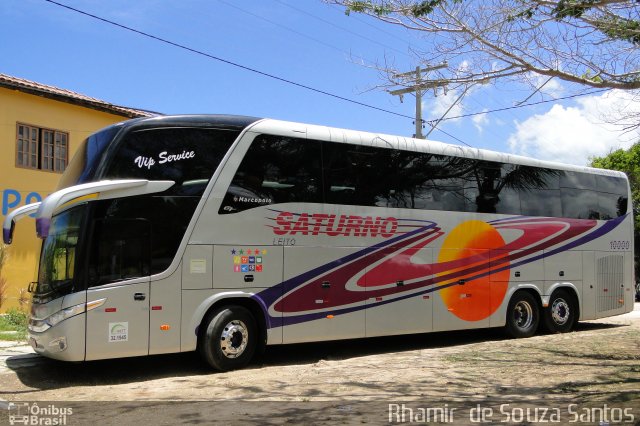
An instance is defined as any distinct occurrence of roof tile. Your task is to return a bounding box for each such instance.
[0,73,160,118]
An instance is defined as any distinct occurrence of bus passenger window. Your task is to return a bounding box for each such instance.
[561,188,600,219]
[88,219,151,287]
[219,135,322,214]
[597,192,628,219]
[323,143,393,207]
[561,171,597,190]
[520,189,562,217]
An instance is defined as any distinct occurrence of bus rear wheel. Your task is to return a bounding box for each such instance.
[505,291,540,338]
[199,305,257,371]
[543,289,576,333]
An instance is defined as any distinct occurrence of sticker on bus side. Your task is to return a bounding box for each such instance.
[232,248,267,272]
[190,259,207,274]
[109,322,129,342]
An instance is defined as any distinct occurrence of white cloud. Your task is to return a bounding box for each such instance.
[472,109,489,133]
[507,90,640,166]
[425,88,466,124]
[458,60,471,74]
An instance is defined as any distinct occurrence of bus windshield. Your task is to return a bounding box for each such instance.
[36,205,85,298]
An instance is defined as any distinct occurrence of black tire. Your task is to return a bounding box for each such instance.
[199,305,257,371]
[505,291,540,338]
[543,289,577,333]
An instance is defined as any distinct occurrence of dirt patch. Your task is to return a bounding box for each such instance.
[1,311,639,424]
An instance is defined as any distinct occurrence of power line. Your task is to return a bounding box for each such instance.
[429,126,471,147]
[433,88,609,123]
[515,77,554,106]
[273,0,412,59]
[218,0,378,67]
[325,2,418,47]
[39,0,615,148]
[42,0,415,121]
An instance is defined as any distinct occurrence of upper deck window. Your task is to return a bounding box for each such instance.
[221,134,629,220]
[58,125,121,189]
[220,134,323,214]
[103,127,238,196]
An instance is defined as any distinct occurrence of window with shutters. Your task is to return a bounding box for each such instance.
[16,123,69,172]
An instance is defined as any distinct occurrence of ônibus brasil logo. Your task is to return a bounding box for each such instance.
[7,402,73,425]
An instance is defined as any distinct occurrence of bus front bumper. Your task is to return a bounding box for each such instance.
[28,314,86,362]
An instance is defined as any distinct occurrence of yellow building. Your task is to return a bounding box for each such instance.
[0,73,155,312]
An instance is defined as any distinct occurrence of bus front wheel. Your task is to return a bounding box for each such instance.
[199,305,257,371]
[505,292,540,338]
[543,289,576,333]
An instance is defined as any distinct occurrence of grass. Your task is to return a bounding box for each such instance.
[0,308,28,341]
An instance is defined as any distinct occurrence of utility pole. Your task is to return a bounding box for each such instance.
[388,63,447,139]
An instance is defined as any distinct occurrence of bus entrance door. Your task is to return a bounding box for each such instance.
[85,281,150,360]
[83,218,152,360]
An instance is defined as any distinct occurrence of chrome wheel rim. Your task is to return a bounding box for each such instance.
[513,300,533,330]
[551,298,570,325]
[219,319,249,358]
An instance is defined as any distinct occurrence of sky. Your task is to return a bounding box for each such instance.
[1,0,639,166]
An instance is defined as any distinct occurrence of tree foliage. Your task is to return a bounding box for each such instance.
[330,0,640,91]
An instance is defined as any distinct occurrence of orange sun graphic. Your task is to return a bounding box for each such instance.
[437,220,509,321]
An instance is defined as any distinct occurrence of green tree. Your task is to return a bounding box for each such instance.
[590,142,640,276]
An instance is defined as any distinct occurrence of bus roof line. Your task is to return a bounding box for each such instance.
[249,117,627,179]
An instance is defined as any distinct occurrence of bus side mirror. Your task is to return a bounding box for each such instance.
[2,222,14,245]
[2,202,41,244]
[35,179,174,239]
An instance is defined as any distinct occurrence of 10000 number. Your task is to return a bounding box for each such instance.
[610,240,630,250]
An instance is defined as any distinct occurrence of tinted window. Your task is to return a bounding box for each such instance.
[385,152,468,211]
[220,135,323,214]
[561,189,600,219]
[596,175,624,193]
[394,176,466,211]
[105,127,238,196]
[561,171,597,190]
[598,192,627,220]
[57,125,121,190]
[324,143,393,207]
[595,175,628,218]
[87,195,199,286]
[465,186,522,214]
[88,219,151,286]
[520,189,562,217]
[218,134,627,220]
[539,170,561,190]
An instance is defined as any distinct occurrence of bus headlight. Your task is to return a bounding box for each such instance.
[29,298,106,332]
[29,318,50,333]
[47,304,86,327]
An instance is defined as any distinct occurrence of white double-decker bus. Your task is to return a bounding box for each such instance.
[3,115,635,371]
